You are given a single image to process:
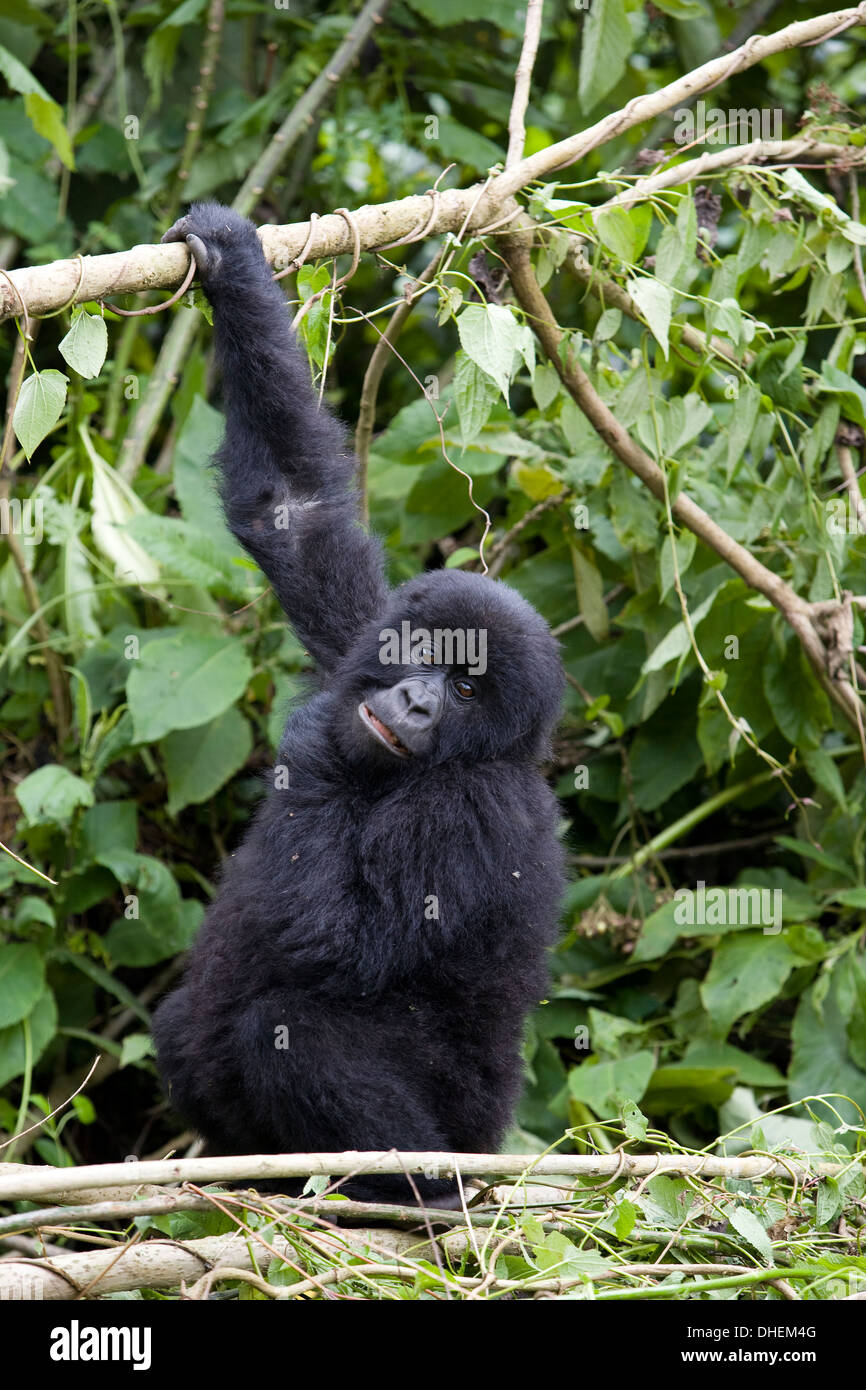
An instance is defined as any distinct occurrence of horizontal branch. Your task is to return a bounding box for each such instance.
[3,6,862,324]
[0,189,502,323]
[0,1147,852,1205]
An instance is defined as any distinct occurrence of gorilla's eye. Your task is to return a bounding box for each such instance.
[452,677,476,701]
[413,644,436,665]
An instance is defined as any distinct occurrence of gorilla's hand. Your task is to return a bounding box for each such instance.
[161,202,261,288]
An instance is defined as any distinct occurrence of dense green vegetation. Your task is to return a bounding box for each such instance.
[1,0,866,1300]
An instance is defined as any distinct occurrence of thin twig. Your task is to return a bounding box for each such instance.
[506,0,544,169]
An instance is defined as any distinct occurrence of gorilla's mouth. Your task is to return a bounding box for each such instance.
[358,703,410,758]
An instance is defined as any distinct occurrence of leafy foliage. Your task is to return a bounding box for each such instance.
[1,1,866,1289]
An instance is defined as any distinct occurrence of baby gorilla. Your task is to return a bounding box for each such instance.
[151,203,565,1206]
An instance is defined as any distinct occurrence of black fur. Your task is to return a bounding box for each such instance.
[151,203,566,1204]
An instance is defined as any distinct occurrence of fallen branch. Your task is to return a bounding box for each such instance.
[0,1147,855,1205]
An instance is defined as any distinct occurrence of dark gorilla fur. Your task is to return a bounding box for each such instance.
[151,203,566,1205]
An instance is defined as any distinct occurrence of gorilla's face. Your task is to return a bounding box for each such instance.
[332,570,564,770]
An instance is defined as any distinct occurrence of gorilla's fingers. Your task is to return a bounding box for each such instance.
[161,221,216,278]
[160,217,190,244]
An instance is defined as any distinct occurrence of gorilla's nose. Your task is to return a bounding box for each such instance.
[398,677,440,723]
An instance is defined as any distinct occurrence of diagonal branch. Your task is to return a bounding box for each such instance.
[488,3,866,202]
[499,227,866,733]
[603,139,866,211]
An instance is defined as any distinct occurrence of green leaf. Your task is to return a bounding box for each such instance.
[457,304,521,402]
[641,591,715,675]
[24,91,73,170]
[160,707,253,816]
[773,835,855,882]
[105,895,203,968]
[727,1205,772,1262]
[614,1198,637,1239]
[567,1050,655,1116]
[658,530,696,600]
[627,278,672,360]
[0,989,57,1088]
[59,308,107,379]
[763,637,832,750]
[594,207,636,263]
[701,932,798,1036]
[12,369,68,458]
[16,764,94,826]
[127,632,253,743]
[578,0,632,113]
[644,1065,736,1113]
[453,351,499,445]
[790,963,866,1128]
[120,1033,156,1068]
[0,43,50,98]
[0,944,45,1028]
[570,543,609,642]
[818,364,866,428]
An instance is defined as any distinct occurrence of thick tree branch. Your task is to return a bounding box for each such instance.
[3,6,863,324]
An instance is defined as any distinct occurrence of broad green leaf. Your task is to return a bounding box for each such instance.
[594,207,636,264]
[818,364,866,428]
[567,1050,655,1115]
[453,351,499,445]
[727,1205,773,1262]
[127,632,253,743]
[627,278,672,360]
[0,43,49,98]
[512,461,563,501]
[12,369,68,457]
[683,1040,784,1087]
[120,1033,156,1067]
[0,989,57,1087]
[644,1065,736,1113]
[105,895,203,968]
[59,309,107,379]
[701,932,798,1036]
[641,591,715,674]
[160,707,253,815]
[763,637,832,750]
[578,0,632,112]
[790,964,866,1128]
[24,91,73,169]
[16,764,94,825]
[0,945,45,1028]
[532,362,561,411]
[457,304,522,402]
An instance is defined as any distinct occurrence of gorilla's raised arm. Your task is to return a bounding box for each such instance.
[163,203,388,673]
